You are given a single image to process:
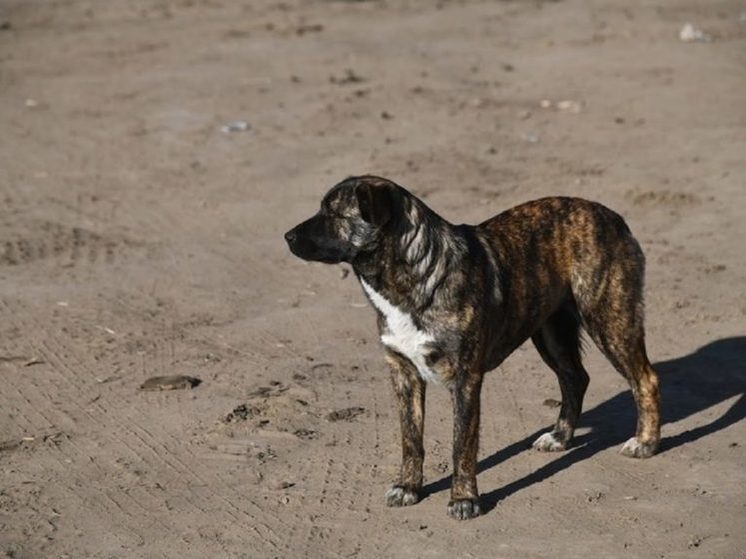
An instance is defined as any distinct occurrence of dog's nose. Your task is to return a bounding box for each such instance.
[284,229,297,244]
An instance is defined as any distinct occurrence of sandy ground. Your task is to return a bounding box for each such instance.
[1,0,745,557]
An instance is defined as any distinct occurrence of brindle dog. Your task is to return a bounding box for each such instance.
[284,175,661,520]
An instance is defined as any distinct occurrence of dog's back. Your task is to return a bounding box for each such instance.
[477,196,645,325]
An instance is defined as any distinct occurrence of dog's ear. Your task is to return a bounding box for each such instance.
[355,179,394,226]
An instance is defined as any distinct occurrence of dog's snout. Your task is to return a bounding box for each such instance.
[284,228,297,245]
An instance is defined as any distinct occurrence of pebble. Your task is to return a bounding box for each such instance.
[140,375,202,391]
[220,120,251,133]
[556,100,582,113]
[539,99,582,113]
[679,23,711,43]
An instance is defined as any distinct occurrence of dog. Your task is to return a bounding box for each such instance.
[284,175,661,520]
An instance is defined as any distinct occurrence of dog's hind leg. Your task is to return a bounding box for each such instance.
[384,351,426,507]
[576,258,661,458]
[585,323,661,458]
[531,307,589,452]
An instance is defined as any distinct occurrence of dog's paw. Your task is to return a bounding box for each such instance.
[385,485,419,507]
[619,437,658,458]
[532,432,568,452]
[447,498,481,520]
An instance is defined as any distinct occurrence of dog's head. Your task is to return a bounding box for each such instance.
[284,176,401,264]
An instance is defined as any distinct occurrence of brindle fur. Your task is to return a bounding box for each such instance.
[285,175,661,520]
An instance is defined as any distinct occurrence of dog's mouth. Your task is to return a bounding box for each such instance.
[285,229,352,264]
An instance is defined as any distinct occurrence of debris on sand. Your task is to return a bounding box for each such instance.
[249,383,289,398]
[224,403,261,423]
[0,355,43,367]
[294,428,318,440]
[539,99,583,113]
[326,407,365,422]
[220,120,251,133]
[556,99,583,113]
[0,439,23,452]
[543,398,562,408]
[296,23,323,35]
[679,23,711,43]
[139,375,202,391]
[330,69,366,85]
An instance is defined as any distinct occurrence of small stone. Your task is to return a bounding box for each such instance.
[679,23,711,42]
[223,403,260,423]
[294,428,317,440]
[326,407,365,422]
[556,100,582,113]
[140,375,201,391]
[220,120,250,133]
[330,69,366,85]
[295,23,323,36]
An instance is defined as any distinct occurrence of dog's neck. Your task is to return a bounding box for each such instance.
[353,197,468,311]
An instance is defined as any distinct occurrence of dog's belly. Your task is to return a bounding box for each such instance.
[360,279,440,383]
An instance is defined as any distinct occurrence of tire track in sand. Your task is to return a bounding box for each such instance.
[1,299,287,556]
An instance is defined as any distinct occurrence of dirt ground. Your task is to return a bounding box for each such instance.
[1,0,745,557]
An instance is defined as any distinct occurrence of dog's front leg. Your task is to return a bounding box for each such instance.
[448,372,483,520]
[384,351,425,508]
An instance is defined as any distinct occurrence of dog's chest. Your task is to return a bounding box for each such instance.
[360,280,440,383]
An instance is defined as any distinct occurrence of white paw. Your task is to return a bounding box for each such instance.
[385,486,419,507]
[532,432,567,452]
[619,436,657,458]
[447,498,481,520]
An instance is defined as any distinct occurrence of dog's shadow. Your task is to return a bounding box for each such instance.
[421,336,746,513]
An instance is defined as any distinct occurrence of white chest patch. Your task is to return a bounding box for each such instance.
[360,279,439,383]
